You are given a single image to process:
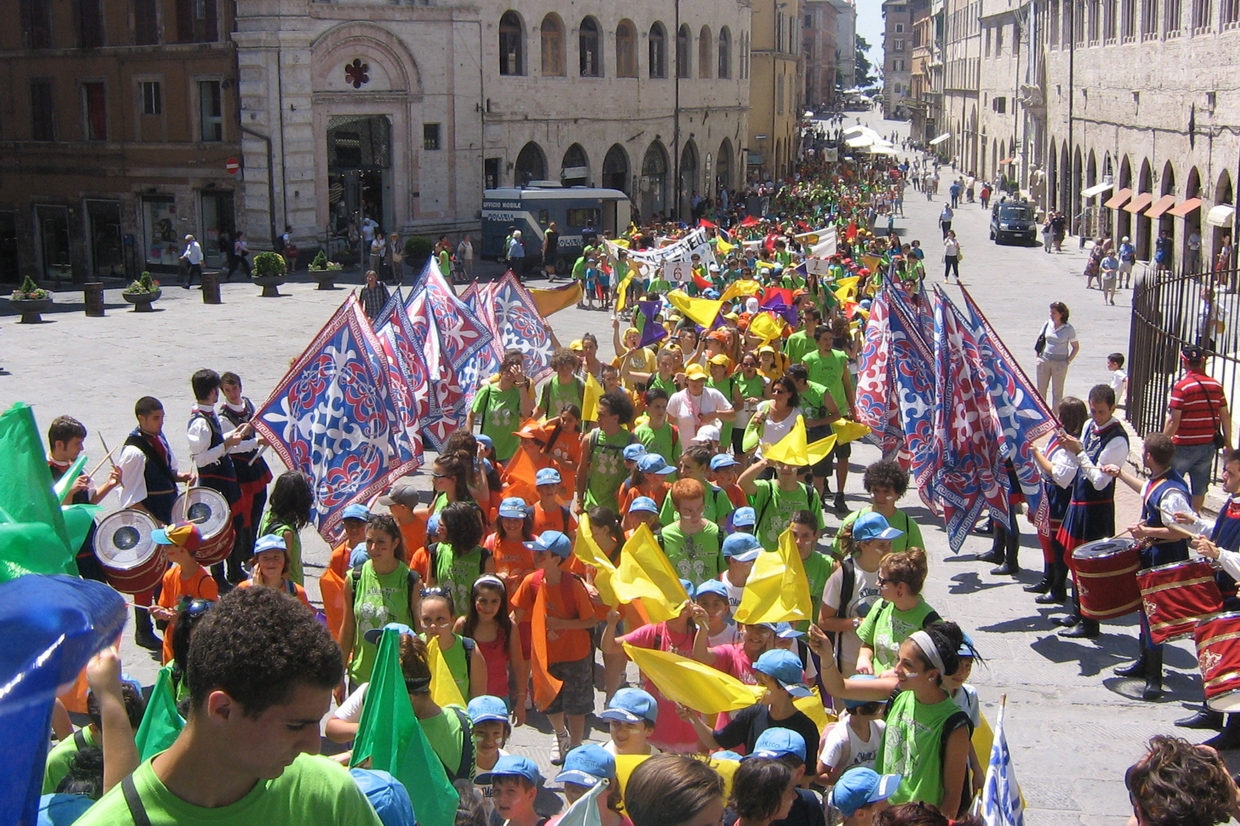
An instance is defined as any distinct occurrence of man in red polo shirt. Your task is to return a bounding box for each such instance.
[1165,345,1233,511]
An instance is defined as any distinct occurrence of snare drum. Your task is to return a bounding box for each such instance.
[1071,537,1142,621]
[1194,612,1240,712]
[1137,559,1223,644]
[174,488,235,566]
[94,510,166,594]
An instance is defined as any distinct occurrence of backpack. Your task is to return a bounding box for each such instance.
[586,427,636,469]
[753,480,814,535]
[349,562,421,613]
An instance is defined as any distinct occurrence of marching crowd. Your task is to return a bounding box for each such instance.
[31,153,1240,826]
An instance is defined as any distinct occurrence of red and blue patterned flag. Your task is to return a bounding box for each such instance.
[886,289,938,513]
[252,294,423,541]
[854,287,904,457]
[372,287,429,462]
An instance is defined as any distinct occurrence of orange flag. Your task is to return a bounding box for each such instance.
[319,566,347,640]
[530,576,563,710]
[501,442,542,504]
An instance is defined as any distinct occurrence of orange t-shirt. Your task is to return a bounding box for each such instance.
[328,540,352,579]
[511,568,596,663]
[722,483,748,509]
[237,578,312,610]
[532,501,578,537]
[485,533,535,595]
[408,545,432,583]
[542,424,582,481]
[158,564,218,664]
[620,482,669,516]
[398,515,427,563]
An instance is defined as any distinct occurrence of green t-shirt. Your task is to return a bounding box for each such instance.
[539,375,584,417]
[801,550,835,629]
[433,545,488,620]
[802,348,850,413]
[748,479,825,550]
[43,726,98,794]
[833,506,925,555]
[857,597,938,674]
[784,330,816,366]
[261,515,304,586]
[349,561,417,684]
[634,420,680,463]
[472,383,522,461]
[878,690,972,808]
[660,521,723,586]
[648,374,678,397]
[649,277,672,294]
[421,705,467,781]
[658,483,735,528]
[572,257,588,281]
[75,754,381,826]
[584,429,635,511]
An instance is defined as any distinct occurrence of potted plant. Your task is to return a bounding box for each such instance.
[252,251,287,297]
[122,271,163,312]
[9,275,53,323]
[403,235,434,275]
[307,250,344,290]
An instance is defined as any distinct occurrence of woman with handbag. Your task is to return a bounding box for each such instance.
[943,230,961,283]
[1034,301,1079,409]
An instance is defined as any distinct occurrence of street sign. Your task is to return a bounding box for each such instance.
[225,157,240,175]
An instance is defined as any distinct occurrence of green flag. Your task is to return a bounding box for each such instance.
[351,628,459,826]
[0,403,78,582]
[134,663,185,760]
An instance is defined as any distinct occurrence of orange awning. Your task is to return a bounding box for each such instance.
[1145,194,1177,219]
[1168,197,1203,217]
[999,157,1015,164]
[1125,192,1154,214]
[1103,188,1133,209]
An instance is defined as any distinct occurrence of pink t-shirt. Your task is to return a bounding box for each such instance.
[709,641,759,685]
[620,623,701,752]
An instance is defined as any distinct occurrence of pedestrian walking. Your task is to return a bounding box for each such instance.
[943,231,961,282]
[180,234,203,289]
[229,232,250,279]
[1118,235,1137,287]
[1034,301,1079,410]
[939,204,953,239]
[1100,246,1120,305]
[1164,344,1233,511]
[457,234,475,281]
[544,222,560,281]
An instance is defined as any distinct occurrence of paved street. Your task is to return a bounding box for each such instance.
[0,114,1196,824]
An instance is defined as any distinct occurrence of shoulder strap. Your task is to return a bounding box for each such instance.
[285,579,297,595]
[350,562,365,607]
[73,729,88,750]
[561,505,572,533]
[540,381,551,415]
[476,384,492,433]
[922,609,942,627]
[452,706,475,781]
[407,568,420,607]
[839,557,856,616]
[122,774,154,826]
[1191,376,1222,422]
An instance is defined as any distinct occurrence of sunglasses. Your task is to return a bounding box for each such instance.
[420,586,451,598]
[877,576,904,587]
[431,471,449,478]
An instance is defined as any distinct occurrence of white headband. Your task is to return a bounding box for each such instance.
[910,630,947,676]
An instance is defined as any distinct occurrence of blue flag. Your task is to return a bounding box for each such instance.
[885,289,937,513]
[980,701,1024,826]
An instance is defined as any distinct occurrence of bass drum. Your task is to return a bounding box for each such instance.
[1072,537,1142,621]
[94,509,166,594]
[174,487,235,566]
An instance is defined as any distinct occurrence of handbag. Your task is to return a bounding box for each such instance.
[956,246,964,263]
[1034,321,1048,357]
[1191,376,1227,449]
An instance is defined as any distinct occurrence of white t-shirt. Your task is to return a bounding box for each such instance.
[1110,368,1128,400]
[951,684,981,728]
[708,623,741,647]
[667,387,733,443]
[334,683,369,723]
[1039,321,1077,360]
[722,576,746,612]
[603,741,663,757]
[820,562,882,673]
[819,712,885,772]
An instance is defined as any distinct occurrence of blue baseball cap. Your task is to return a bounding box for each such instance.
[536,467,562,486]
[843,674,881,709]
[638,454,677,475]
[342,503,372,522]
[710,454,740,471]
[426,513,442,535]
[525,530,572,558]
[743,727,807,761]
[363,622,415,646]
[774,622,804,639]
[713,750,744,762]
[693,579,730,601]
[853,512,903,542]
[467,695,511,725]
[38,794,96,826]
[623,443,649,461]
[722,533,762,562]
[349,542,369,568]
[476,754,543,786]
[732,506,757,528]
[475,434,494,449]
[556,744,616,788]
[599,687,659,724]
[958,632,977,658]
[629,496,660,514]
[252,534,287,556]
[349,769,416,826]
[498,497,529,519]
[828,768,902,817]
[753,649,812,698]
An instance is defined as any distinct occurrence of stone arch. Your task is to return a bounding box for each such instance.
[1214,170,1234,264]
[640,140,669,220]
[1117,155,1133,242]
[311,22,421,94]
[615,19,637,78]
[1158,160,1177,249]
[602,144,630,193]
[699,25,713,78]
[1058,142,1070,211]
[561,143,590,185]
[540,13,565,77]
[515,141,547,185]
[718,26,732,78]
[1047,138,1058,211]
[578,15,602,77]
[1070,146,1082,223]
[1184,166,1203,271]
[499,10,525,76]
[717,137,734,191]
[679,139,699,217]
[1136,158,1153,259]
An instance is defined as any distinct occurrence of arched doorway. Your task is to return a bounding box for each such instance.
[514,141,547,185]
[1184,167,1203,272]
[1157,162,1176,268]
[1047,139,1058,213]
[640,141,669,220]
[1117,156,1133,243]
[1136,159,1153,259]
[1214,170,1234,267]
[679,140,699,219]
[561,143,589,185]
[1058,143,1070,212]
[717,138,734,193]
[1085,151,1098,239]
[327,115,393,234]
[602,144,630,193]
[1070,147,1083,228]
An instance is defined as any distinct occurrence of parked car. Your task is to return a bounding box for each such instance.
[989,200,1039,245]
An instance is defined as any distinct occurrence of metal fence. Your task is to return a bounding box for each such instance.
[1128,267,1240,467]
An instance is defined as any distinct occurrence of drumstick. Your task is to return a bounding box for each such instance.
[98,435,120,469]
[248,445,269,466]
[87,447,118,479]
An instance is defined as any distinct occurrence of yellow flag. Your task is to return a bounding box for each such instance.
[426,636,467,710]
[616,272,635,313]
[831,418,872,445]
[861,254,883,273]
[614,754,652,800]
[667,290,724,329]
[761,417,837,467]
[622,643,764,714]
[720,279,763,304]
[833,276,860,305]
[733,526,814,625]
[716,237,736,255]
[747,312,784,346]
[794,687,834,733]
[529,283,584,316]
[582,372,604,423]
[614,524,691,622]
[573,516,620,607]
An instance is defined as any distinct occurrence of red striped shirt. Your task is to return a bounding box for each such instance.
[1169,370,1227,445]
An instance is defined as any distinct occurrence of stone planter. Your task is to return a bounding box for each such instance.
[252,274,286,297]
[10,296,53,323]
[122,290,162,313]
[309,269,339,290]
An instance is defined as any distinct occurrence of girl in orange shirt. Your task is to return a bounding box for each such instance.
[150,522,218,665]
[238,533,312,610]
[486,497,536,595]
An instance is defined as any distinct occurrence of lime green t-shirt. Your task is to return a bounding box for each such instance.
[43,726,98,794]
[748,479,825,550]
[801,348,850,413]
[660,521,723,587]
[539,375,584,417]
[348,561,417,685]
[634,420,681,463]
[801,550,835,628]
[833,506,925,555]
[421,705,468,781]
[584,429,636,512]
[708,376,736,447]
[658,483,735,528]
[878,690,972,809]
[472,383,522,461]
[784,330,816,366]
[857,597,938,673]
[75,754,382,826]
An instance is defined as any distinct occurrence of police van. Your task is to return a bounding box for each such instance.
[481,184,631,271]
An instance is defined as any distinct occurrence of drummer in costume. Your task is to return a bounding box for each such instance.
[116,396,192,650]
[46,415,121,582]
[1055,384,1129,640]
[218,371,272,583]
[187,369,250,590]
[1029,397,1089,605]
[1102,433,1193,700]
[1174,449,1240,746]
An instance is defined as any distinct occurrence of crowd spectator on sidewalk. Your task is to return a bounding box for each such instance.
[1164,344,1233,511]
[1034,302,1079,410]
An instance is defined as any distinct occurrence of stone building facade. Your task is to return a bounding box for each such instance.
[831,0,858,90]
[749,0,803,180]
[909,0,943,143]
[975,0,1027,186]
[882,0,914,118]
[942,0,981,172]
[803,0,840,110]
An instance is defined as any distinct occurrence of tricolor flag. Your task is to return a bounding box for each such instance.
[980,698,1024,826]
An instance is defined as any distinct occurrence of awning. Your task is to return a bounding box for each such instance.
[845,135,875,148]
[999,157,1016,165]
[1081,181,1113,199]
[867,146,899,156]
[1124,192,1154,214]
[1103,188,1133,209]
[928,133,951,146]
[1206,204,1235,227]
[1145,194,1177,220]
[1167,197,1203,217]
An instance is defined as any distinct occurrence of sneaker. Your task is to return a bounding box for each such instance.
[551,729,572,766]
